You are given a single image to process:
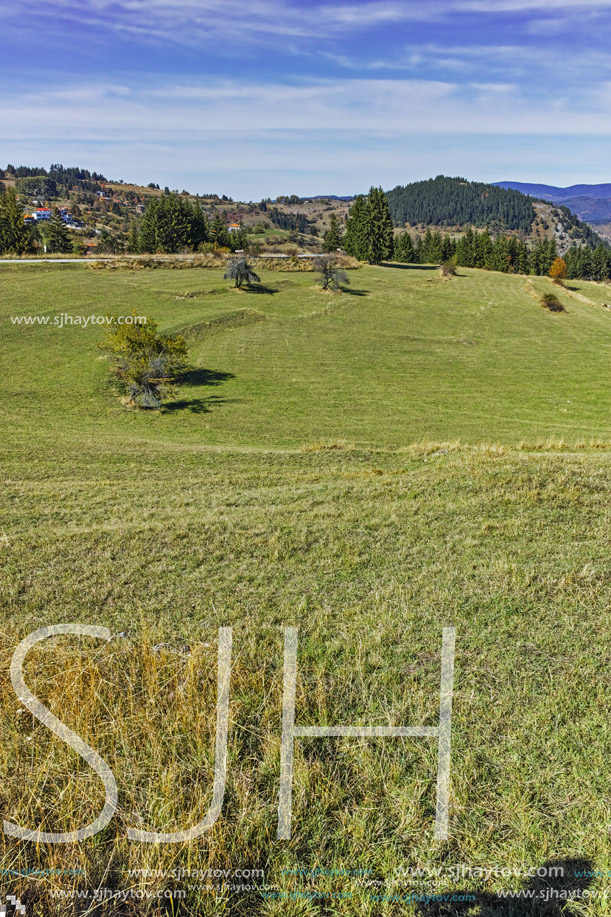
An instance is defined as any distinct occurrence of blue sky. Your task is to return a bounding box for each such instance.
[2,0,611,198]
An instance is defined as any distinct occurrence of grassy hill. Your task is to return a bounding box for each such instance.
[4,262,611,446]
[2,261,611,915]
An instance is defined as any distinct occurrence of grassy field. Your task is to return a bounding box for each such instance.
[1,262,611,915]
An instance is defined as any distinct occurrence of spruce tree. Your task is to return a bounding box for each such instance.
[393,232,415,263]
[190,204,209,250]
[592,245,610,282]
[322,212,343,253]
[366,186,394,264]
[210,212,231,249]
[0,187,34,255]
[343,195,369,260]
[127,222,141,254]
[46,207,72,253]
[138,195,200,253]
[344,188,394,264]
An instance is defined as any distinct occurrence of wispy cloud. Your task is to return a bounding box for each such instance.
[3,77,611,140]
[5,0,609,48]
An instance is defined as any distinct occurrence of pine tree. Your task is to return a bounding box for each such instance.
[344,189,394,264]
[322,212,343,253]
[420,229,434,263]
[190,203,209,250]
[210,212,231,249]
[46,207,72,253]
[366,186,394,264]
[0,187,34,255]
[456,227,476,268]
[138,195,201,253]
[592,245,610,281]
[127,222,141,254]
[343,195,370,261]
[393,231,416,263]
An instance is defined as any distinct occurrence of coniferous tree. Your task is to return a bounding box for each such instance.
[127,222,141,254]
[322,212,343,253]
[592,245,610,281]
[190,204,209,249]
[344,188,394,264]
[210,212,231,249]
[46,207,72,253]
[138,195,205,253]
[366,186,394,264]
[420,228,434,263]
[343,195,370,260]
[0,187,34,255]
[393,231,416,263]
[455,227,476,268]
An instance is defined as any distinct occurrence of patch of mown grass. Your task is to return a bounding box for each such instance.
[1,263,611,914]
[2,263,611,447]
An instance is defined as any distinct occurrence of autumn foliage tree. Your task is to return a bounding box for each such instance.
[549,256,568,283]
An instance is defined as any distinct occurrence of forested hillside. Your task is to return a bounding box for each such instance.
[386,176,537,232]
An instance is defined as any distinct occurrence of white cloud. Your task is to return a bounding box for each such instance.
[457,0,611,9]
[470,82,516,92]
[2,76,611,141]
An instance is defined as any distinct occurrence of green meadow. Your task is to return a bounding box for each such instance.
[1,262,611,915]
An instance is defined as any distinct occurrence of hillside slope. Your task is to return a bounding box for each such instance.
[3,262,611,446]
[387,176,604,251]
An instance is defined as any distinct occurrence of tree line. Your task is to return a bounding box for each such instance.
[132,196,248,253]
[4,163,107,196]
[327,188,611,280]
[393,227,611,281]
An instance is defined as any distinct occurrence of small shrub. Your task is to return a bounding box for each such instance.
[314,255,349,292]
[224,257,260,288]
[440,260,457,277]
[99,315,188,408]
[540,292,566,313]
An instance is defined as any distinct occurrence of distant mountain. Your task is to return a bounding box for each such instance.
[301,195,355,202]
[494,181,611,234]
[494,181,611,201]
[385,176,605,252]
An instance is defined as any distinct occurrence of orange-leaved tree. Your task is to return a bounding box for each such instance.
[549,256,567,283]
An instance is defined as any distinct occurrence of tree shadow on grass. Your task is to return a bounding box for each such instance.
[177,368,235,387]
[414,858,593,917]
[341,287,369,296]
[163,367,235,413]
[242,283,279,295]
[381,262,438,271]
[162,394,234,414]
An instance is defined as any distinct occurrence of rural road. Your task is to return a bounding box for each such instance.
[0,254,322,265]
[0,258,111,264]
